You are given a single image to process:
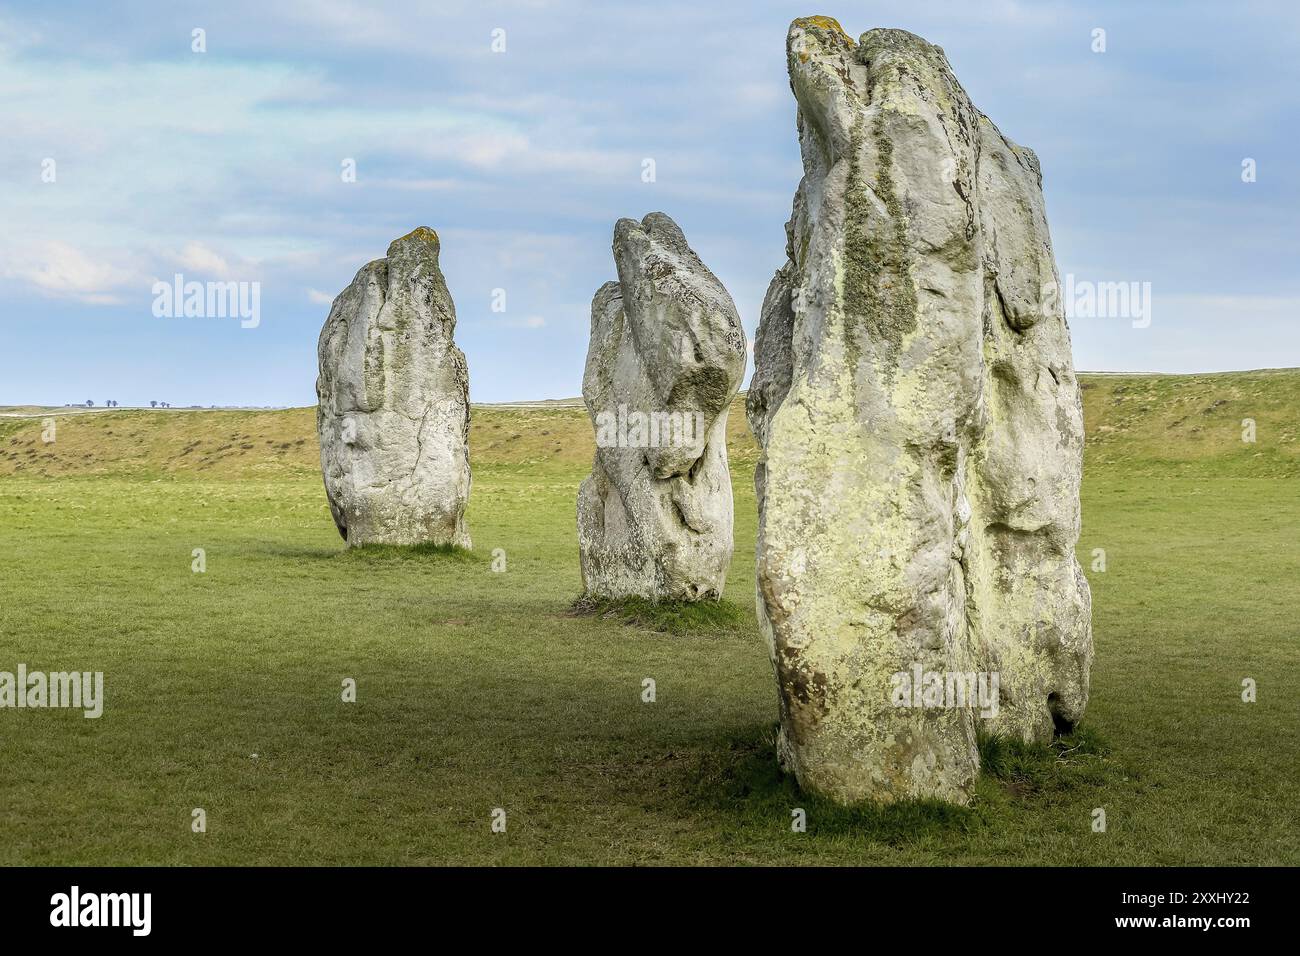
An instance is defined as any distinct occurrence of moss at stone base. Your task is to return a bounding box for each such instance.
[570,594,748,636]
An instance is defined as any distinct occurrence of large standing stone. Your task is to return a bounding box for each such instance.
[317,227,471,548]
[747,18,1092,805]
[578,213,746,602]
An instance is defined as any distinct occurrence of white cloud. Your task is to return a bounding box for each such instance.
[173,243,233,279]
[376,177,464,192]
[490,315,547,330]
[0,54,531,303]
[2,240,144,305]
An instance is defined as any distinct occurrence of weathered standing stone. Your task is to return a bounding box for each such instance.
[747,18,1092,805]
[316,227,471,548]
[578,213,746,602]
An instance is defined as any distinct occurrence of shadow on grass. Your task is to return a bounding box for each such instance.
[569,594,750,636]
[252,544,341,560]
[679,723,1131,843]
[341,541,478,563]
[253,541,480,564]
[680,724,979,842]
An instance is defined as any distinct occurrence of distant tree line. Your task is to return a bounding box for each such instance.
[65,400,173,408]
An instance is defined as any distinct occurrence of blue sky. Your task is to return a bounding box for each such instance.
[1,0,1296,405]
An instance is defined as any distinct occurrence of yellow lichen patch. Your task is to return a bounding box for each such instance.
[794,15,854,44]
[397,226,439,245]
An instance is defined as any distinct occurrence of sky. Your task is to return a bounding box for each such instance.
[1,0,1297,406]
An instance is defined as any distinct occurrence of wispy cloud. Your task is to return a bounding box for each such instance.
[0,0,1296,405]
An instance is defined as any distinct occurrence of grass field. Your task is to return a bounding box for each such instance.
[1,370,1297,865]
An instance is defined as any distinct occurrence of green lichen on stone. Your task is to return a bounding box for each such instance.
[842,111,917,375]
[842,118,868,367]
[391,297,413,367]
[385,228,442,382]
[363,327,386,404]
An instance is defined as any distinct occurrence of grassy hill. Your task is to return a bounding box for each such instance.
[1079,369,1300,476]
[3,369,1298,479]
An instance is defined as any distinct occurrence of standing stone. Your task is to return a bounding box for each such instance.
[578,213,746,602]
[747,18,1092,805]
[316,227,471,548]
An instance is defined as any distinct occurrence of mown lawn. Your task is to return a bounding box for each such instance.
[0,375,1297,865]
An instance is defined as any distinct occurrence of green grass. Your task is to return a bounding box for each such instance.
[345,541,477,562]
[976,726,1116,797]
[1,372,1297,865]
[570,595,751,636]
